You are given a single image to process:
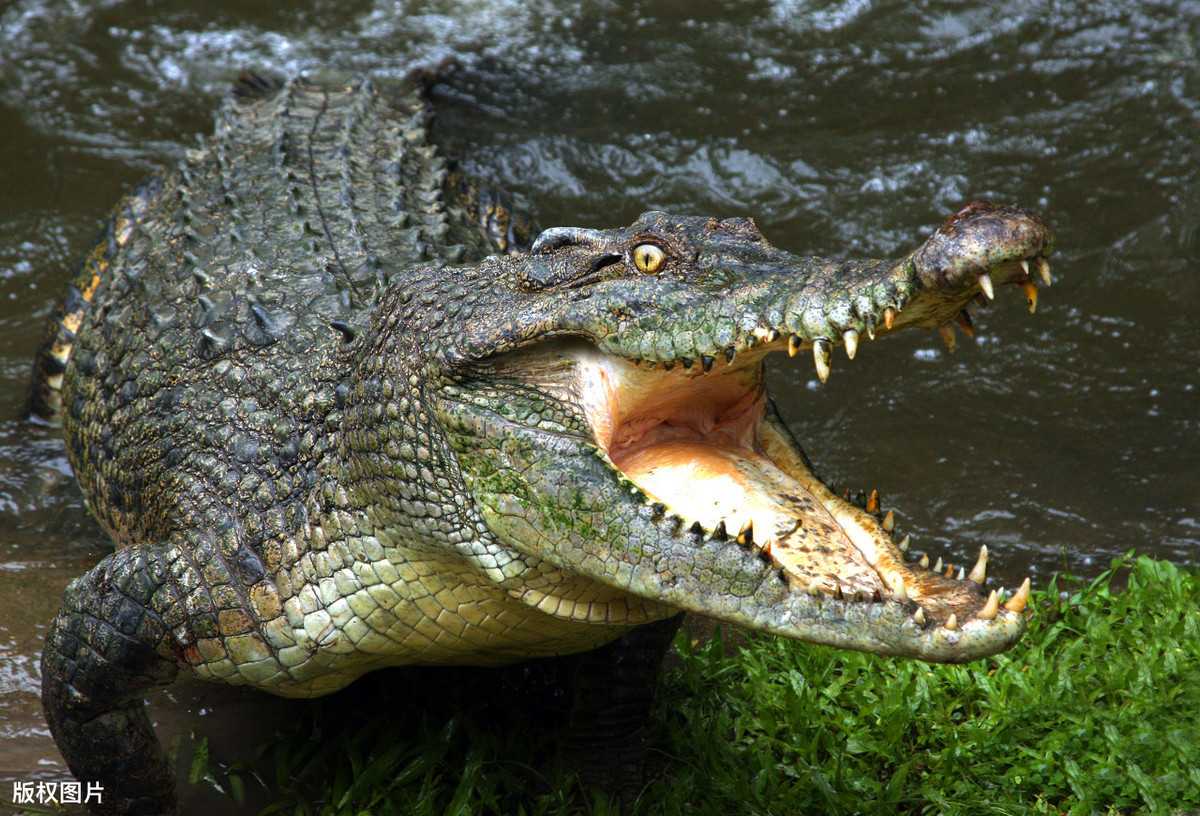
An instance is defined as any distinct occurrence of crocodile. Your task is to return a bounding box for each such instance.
[33,71,1052,816]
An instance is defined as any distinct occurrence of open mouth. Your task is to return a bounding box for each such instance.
[575,337,1031,630]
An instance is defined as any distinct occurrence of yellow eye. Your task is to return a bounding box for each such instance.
[632,243,666,274]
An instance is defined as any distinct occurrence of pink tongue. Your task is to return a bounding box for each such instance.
[617,440,884,594]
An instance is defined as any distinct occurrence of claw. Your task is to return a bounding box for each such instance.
[1004,577,1032,613]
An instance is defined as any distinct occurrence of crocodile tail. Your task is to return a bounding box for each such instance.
[27,177,161,424]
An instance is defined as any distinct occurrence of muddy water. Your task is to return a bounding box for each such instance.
[1,0,1198,807]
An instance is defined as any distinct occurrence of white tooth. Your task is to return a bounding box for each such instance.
[1035,256,1052,286]
[968,545,988,584]
[978,589,1000,620]
[1020,258,1030,277]
[944,613,958,631]
[843,328,859,360]
[813,339,832,383]
[978,272,995,300]
[913,606,926,625]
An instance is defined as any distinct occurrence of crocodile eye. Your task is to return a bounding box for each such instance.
[632,243,666,274]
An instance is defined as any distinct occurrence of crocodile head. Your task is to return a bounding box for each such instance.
[396,201,1052,663]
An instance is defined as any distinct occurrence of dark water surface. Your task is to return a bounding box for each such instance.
[1,0,1198,803]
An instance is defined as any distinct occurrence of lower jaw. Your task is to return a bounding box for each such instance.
[613,421,900,602]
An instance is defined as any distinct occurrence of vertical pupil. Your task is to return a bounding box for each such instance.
[637,246,659,271]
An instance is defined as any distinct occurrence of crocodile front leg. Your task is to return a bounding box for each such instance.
[41,546,182,816]
[562,613,685,799]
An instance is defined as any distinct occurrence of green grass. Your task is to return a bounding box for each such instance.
[201,555,1200,815]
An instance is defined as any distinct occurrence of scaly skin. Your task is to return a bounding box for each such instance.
[35,72,1053,815]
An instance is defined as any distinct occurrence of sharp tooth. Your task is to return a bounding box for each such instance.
[1020,258,1030,277]
[843,328,859,360]
[889,573,909,601]
[813,338,832,383]
[882,510,895,533]
[919,554,930,569]
[1020,280,1038,313]
[933,557,943,573]
[968,545,988,584]
[1035,256,1052,286]
[978,589,1000,620]
[865,315,876,340]
[898,535,911,553]
[913,606,925,625]
[866,489,880,515]
[724,346,737,363]
[788,334,801,357]
[681,357,694,370]
[944,613,958,631]
[713,520,728,540]
[944,563,955,579]
[737,519,754,546]
[701,354,714,372]
[767,328,782,343]
[883,307,896,330]
[978,272,995,300]
[937,322,957,353]
[807,582,822,597]
[1004,577,1032,613]
[956,566,965,581]
[834,585,845,600]
[954,310,975,338]
[689,521,704,536]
